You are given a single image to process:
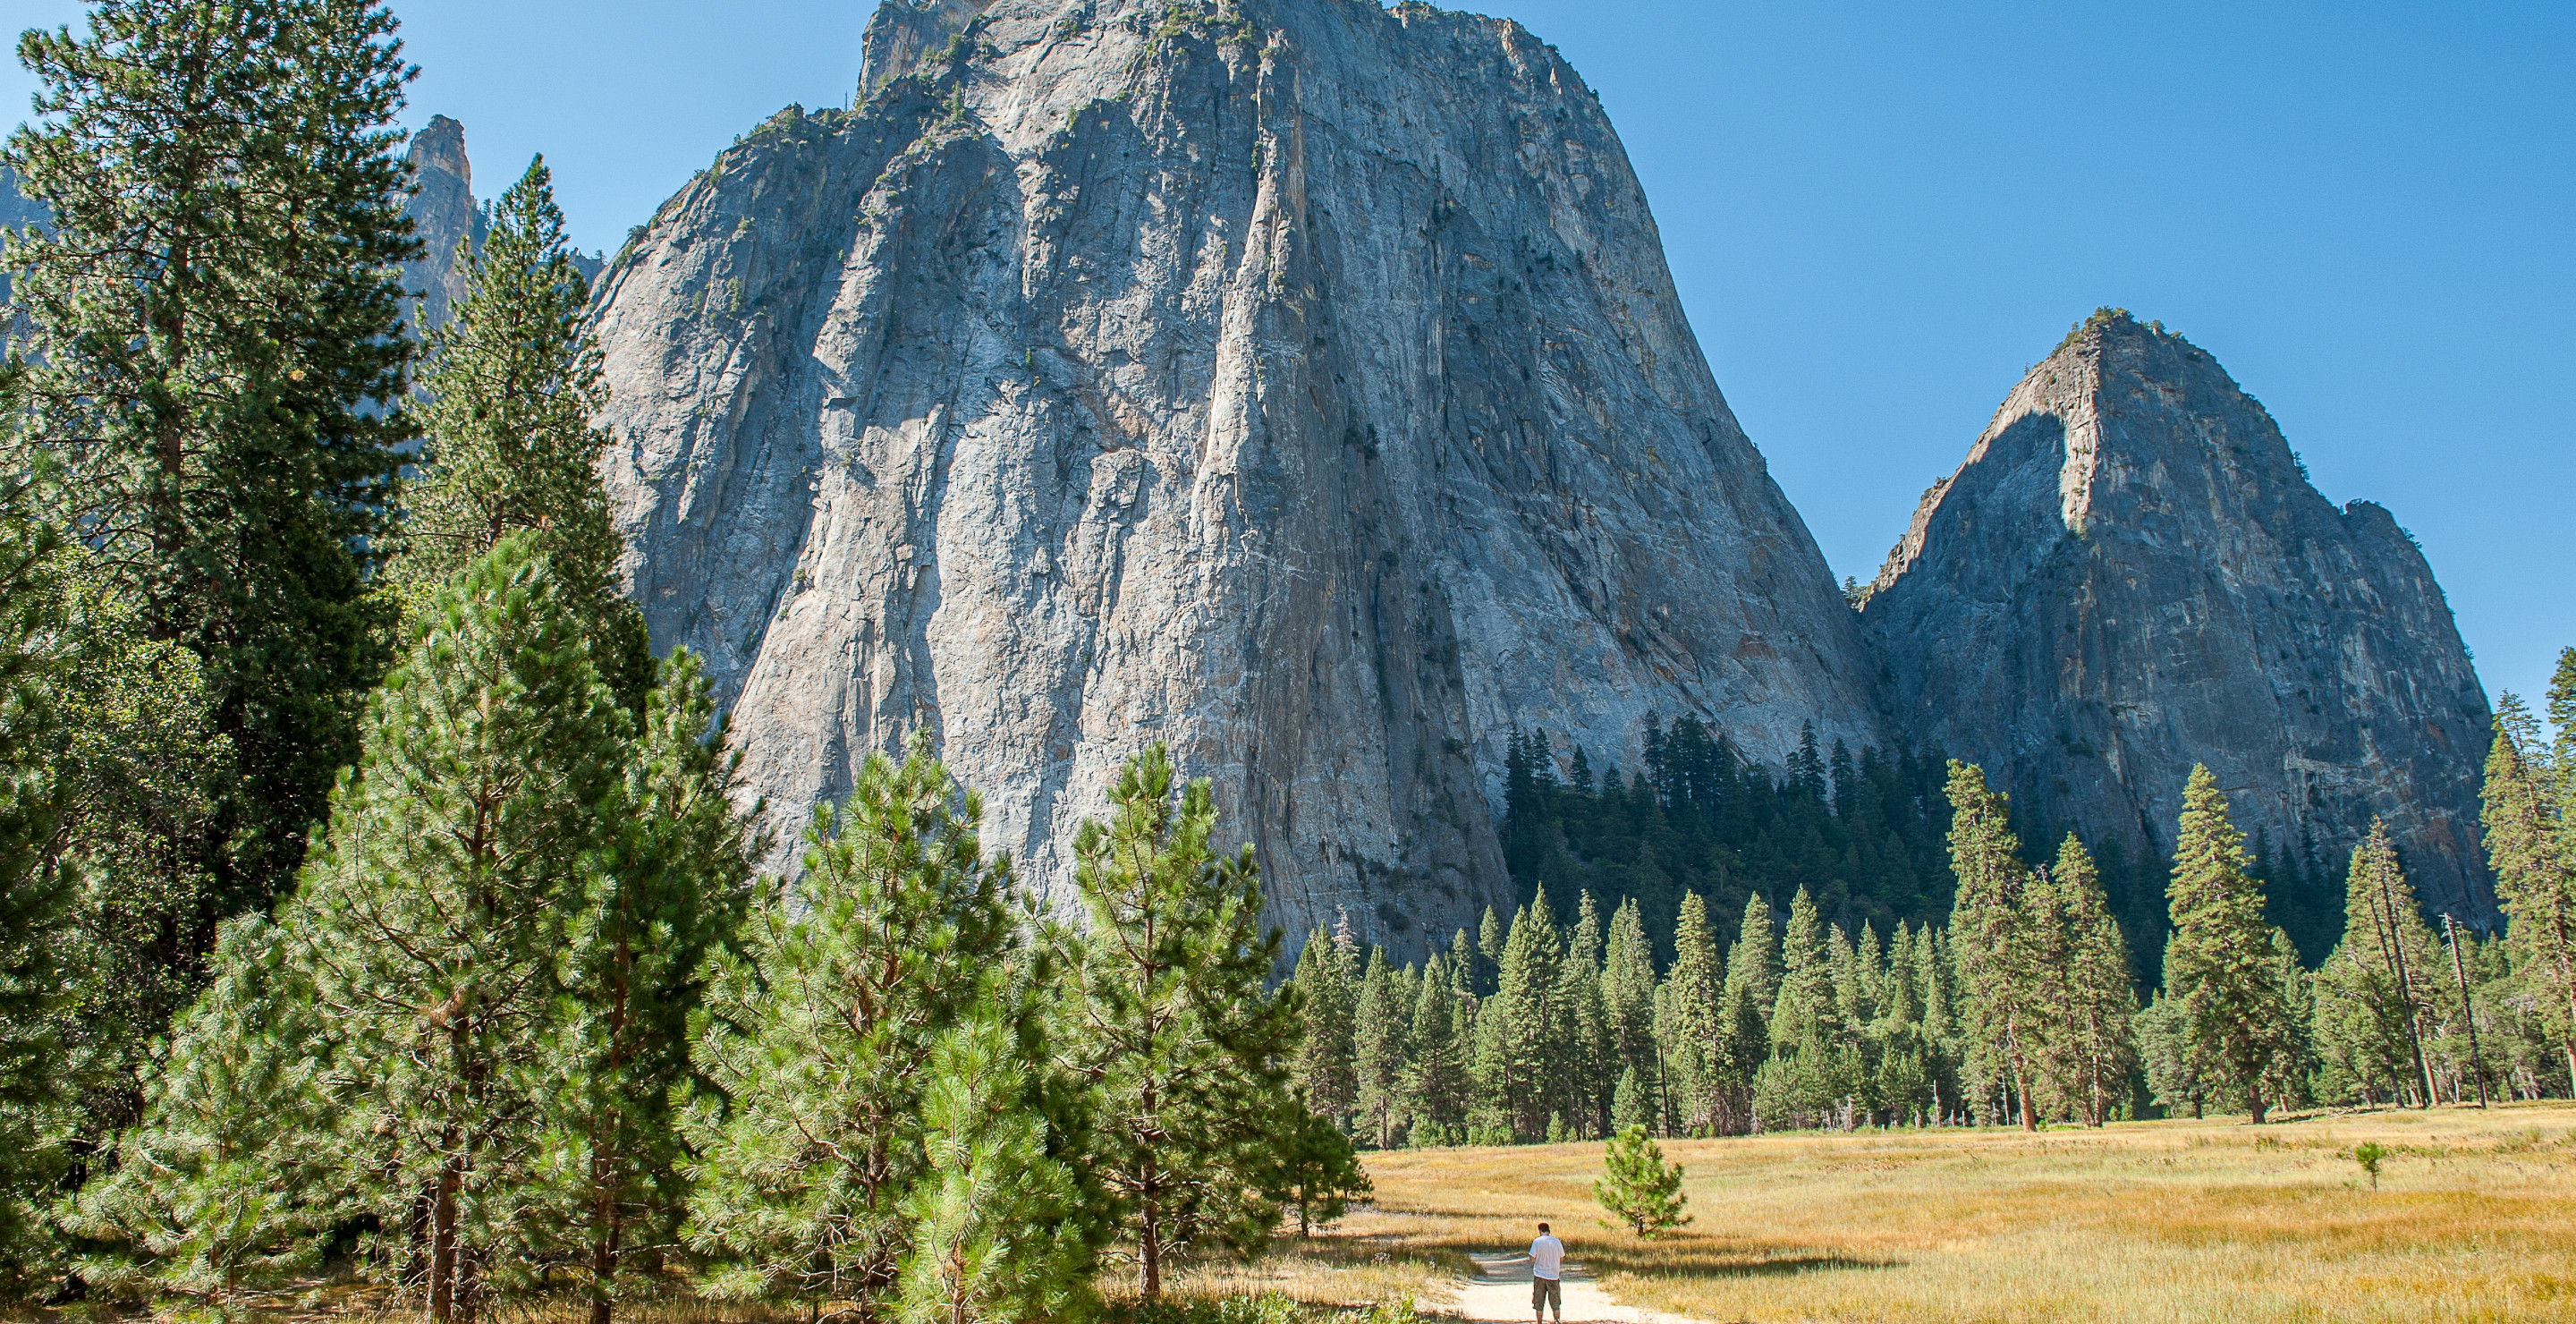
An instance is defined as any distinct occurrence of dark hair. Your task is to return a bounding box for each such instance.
[1538,1223,1550,1234]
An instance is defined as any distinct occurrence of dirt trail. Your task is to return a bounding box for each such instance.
[1436,1252,1700,1324]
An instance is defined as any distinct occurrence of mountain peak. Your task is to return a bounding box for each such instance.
[1863,310,2492,938]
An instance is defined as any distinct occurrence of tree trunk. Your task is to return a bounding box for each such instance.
[588,1184,619,1324]
[429,1150,462,1324]
[2248,1086,2268,1126]
[1139,1191,1162,1300]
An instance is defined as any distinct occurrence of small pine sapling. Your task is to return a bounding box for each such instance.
[2353,1142,2387,1192]
[1593,1125,1690,1239]
[1270,1098,1373,1237]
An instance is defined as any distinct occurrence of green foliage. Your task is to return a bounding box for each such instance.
[1267,1099,1371,1237]
[1502,721,1954,966]
[1066,744,1298,1298]
[2352,1141,2387,1191]
[897,1006,1094,1324]
[2311,821,2441,1107]
[69,915,352,1306]
[300,536,631,1318]
[2482,679,2576,1088]
[2033,836,2140,1125]
[1399,954,1469,1146]
[1945,762,2044,1128]
[1473,889,1564,1141]
[1350,948,1410,1150]
[536,649,755,1323]
[0,501,69,1293]
[683,742,1028,1319]
[5,0,420,914]
[402,157,648,699]
[2159,767,2301,1123]
[1592,1125,1690,1238]
[1289,926,1357,1129]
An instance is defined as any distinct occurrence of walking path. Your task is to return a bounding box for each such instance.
[1438,1252,1699,1324]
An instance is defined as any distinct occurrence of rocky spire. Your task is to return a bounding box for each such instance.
[1864,309,2493,927]
[401,114,482,337]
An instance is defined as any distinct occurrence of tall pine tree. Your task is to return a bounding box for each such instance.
[1944,762,2043,1129]
[2160,766,2301,1124]
[2313,820,2441,1107]
[541,652,755,1324]
[2482,674,2576,1088]
[1651,893,1721,1134]
[1351,948,1409,1149]
[682,743,1029,1320]
[1063,745,1297,1298]
[1289,928,1357,1130]
[4,0,419,915]
[400,156,650,700]
[1711,893,1776,1135]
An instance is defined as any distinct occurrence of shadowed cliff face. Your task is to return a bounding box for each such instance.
[586,0,1882,955]
[1865,311,2494,922]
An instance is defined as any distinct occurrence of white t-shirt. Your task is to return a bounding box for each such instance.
[1530,1235,1564,1280]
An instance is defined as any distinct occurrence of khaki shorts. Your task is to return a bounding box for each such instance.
[1532,1277,1561,1313]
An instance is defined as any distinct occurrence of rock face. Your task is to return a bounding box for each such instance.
[1862,310,2494,921]
[588,0,1883,955]
[402,115,485,337]
[399,116,600,339]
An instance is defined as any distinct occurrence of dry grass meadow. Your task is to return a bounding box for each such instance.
[1331,1102,2576,1323]
[30,1107,2572,1324]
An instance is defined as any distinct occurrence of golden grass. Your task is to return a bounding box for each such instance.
[1142,1233,1471,1312]
[1348,1102,2576,1323]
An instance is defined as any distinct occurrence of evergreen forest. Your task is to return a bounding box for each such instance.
[0,4,2572,1324]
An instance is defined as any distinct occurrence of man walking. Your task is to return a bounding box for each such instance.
[1530,1221,1564,1324]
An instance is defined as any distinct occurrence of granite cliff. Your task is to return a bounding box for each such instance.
[1862,310,2494,927]
[584,0,1884,954]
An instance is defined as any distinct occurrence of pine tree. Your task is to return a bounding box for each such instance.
[2050,836,2139,1125]
[1064,745,1298,1298]
[2313,821,2442,1108]
[1768,887,1838,1049]
[1711,893,1777,1135]
[895,981,1093,1324]
[539,651,755,1324]
[1601,899,1661,1131]
[295,536,625,1323]
[2482,681,2576,1087]
[2161,766,2299,1124]
[1652,893,1721,1133]
[1352,948,1410,1149]
[1591,1125,1690,1239]
[5,0,419,915]
[1609,1066,1652,1133]
[40,549,233,1149]
[0,506,70,1291]
[1945,762,2044,1129]
[1555,892,1614,1136]
[1403,956,1470,1146]
[1478,906,1508,996]
[400,156,650,700]
[1267,1098,1372,1236]
[64,915,353,1305]
[1290,929,1357,1129]
[682,743,1023,1320]
[1477,890,1564,1140]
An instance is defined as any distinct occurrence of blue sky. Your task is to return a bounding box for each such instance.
[6,1,2570,706]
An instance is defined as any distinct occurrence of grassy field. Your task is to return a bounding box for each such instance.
[1338,1102,2576,1324]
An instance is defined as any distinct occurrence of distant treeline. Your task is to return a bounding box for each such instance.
[1500,720,2378,987]
[1293,714,2576,1145]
